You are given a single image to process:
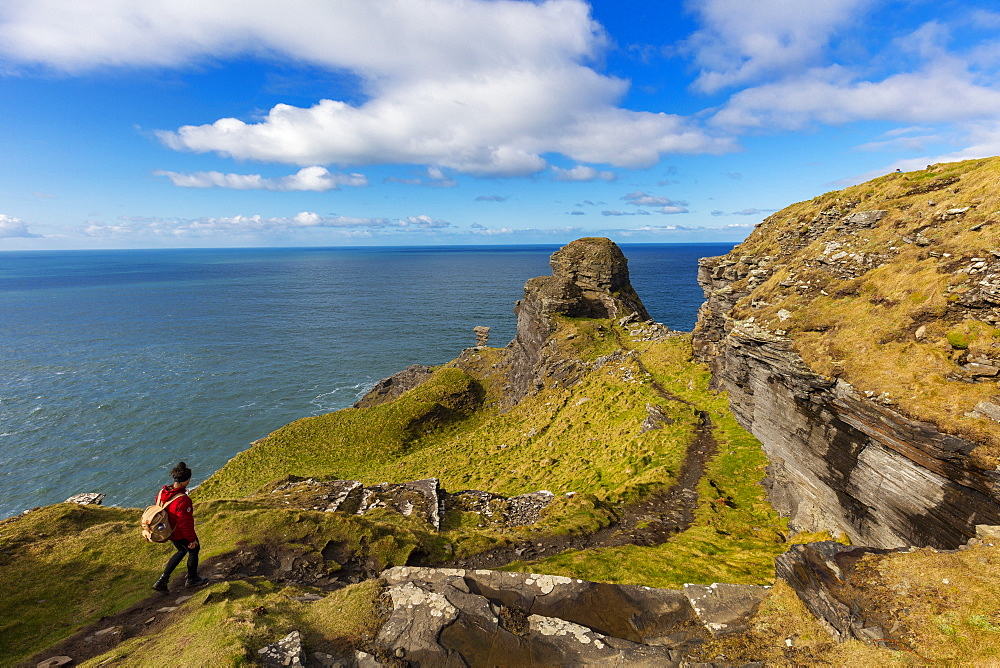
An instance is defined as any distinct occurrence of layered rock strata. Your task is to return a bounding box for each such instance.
[694,233,1000,549]
[369,566,769,666]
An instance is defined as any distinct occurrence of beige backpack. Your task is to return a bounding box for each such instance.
[140,490,186,542]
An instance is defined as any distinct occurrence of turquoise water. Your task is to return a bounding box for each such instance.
[0,243,732,517]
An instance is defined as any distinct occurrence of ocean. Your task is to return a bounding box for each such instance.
[0,243,733,518]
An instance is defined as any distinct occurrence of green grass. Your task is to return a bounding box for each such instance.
[195,367,485,500]
[81,578,386,667]
[0,505,168,666]
[497,335,789,588]
[0,500,426,666]
[3,319,790,663]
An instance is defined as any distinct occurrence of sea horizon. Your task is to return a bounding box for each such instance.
[0,242,734,519]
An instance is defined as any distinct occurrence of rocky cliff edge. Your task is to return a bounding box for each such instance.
[693,157,1000,549]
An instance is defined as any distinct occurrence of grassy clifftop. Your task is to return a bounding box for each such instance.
[7,233,998,666]
[1,238,792,665]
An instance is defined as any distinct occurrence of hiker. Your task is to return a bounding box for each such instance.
[152,461,209,592]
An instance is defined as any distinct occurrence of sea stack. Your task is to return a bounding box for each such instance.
[504,237,651,405]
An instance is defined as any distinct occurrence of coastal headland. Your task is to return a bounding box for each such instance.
[5,159,1000,666]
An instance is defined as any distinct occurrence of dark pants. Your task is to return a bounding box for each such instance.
[161,539,199,581]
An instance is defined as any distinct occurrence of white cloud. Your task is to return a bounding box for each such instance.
[384,167,457,188]
[0,213,41,238]
[84,211,451,238]
[551,165,616,182]
[712,62,1000,131]
[154,166,368,191]
[602,209,651,217]
[0,0,727,177]
[681,0,871,94]
[711,208,776,216]
[621,190,689,214]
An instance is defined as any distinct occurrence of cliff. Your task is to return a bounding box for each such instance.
[693,157,1000,549]
[10,233,1000,667]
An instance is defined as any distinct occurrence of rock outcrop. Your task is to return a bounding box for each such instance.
[695,281,1000,548]
[266,476,556,531]
[353,364,434,408]
[503,237,651,405]
[693,160,1000,549]
[368,566,768,666]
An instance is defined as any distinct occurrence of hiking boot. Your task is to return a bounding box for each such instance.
[185,576,210,588]
[152,578,169,594]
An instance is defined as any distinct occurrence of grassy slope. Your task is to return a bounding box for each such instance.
[6,240,999,664]
[79,579,386,668]
[196,318,789,588]
[0,500,427,667]
[2,317,790,665]
[719,157,1000,463]
[502,333,789,587]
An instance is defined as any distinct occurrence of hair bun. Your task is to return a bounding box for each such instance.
[178,461,187,469]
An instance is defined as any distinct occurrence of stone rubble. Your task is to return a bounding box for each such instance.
[268,476,557,530]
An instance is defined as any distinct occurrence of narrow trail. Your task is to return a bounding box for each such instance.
[431,344,720,569]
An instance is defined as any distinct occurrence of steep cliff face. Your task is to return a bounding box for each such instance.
[503,236,651,405]
[694,158,1000,549]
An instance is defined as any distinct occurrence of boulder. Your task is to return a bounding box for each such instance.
[257,630,306,667]
[842,210,887,227]
[358,478,441,530]
[381,567,711,646]
[375,570,686,666]
[65,493,105,505]
[682,583,771,637]
[36,657,73,668]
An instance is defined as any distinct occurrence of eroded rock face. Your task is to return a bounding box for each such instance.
[694,255,1000,549]
[775,542,901,645]
[505,237,651,405]
[381,568,767,645]
[358,479,442,531]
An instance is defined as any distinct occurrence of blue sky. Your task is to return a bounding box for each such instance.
[3,0,1000,249]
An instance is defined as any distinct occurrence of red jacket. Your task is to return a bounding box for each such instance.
[157,485,197,544]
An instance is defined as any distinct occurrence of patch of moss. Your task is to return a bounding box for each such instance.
[947,330,970,350]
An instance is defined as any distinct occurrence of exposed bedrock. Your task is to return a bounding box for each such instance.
[373,567,769,666]
[693,255,1000,549]
[504,237,651,405]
